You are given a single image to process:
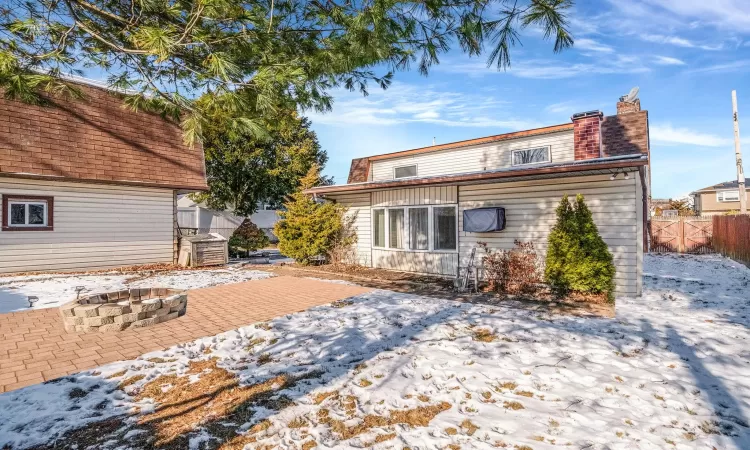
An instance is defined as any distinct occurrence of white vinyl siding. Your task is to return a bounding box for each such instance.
[372,186,457,206]
[459,173,641,296]
[328,192,371,266]
[370,130,573,181]
[0,177,174,273]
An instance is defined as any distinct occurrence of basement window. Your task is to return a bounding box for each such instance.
[393,165,417,179]
[511,147,551,166]
[2,195,54,231]
[717,190,740,202]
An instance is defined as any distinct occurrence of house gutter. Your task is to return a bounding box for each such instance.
[306,155,648,195]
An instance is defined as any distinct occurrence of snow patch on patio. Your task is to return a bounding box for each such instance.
[0,268,274,313]
[0,254,749,449]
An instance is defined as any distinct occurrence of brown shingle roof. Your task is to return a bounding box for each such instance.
[0,80,207,190]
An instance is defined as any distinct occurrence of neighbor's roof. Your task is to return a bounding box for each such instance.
[0,78,208,191]
[309,154,648,195]
[693,178,750,193]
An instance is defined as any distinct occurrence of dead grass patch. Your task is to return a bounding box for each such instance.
[288,417,308,428]
[257,353,273,365]
[119,374,145,389]
[358,378,373,387]
[133,359,317,447]
[493,381,517,392]
[445,427,458,435]
[255,323,272,331]
[147,358,177,363]
[107,370,127,379]
[515,390,534,398]
[245,338,266,352]
[364,432,397,446]
[313,391,336,404]
[460,419,479,436]
[417,394,430,402]
[332,299,354,308]
[472,328,497,342]
[319,402,451,440]
[503,401,525,410]
[301,440,317,450]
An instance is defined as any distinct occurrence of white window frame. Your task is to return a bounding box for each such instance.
[371,204,458,253]
[716,190,740,202]
[511,146,551,167]
[393,164,418,179]
[7,200,48,227]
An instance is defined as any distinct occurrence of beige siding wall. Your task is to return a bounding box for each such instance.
[459,174,641,296]
[328,192,372,266]
[371,249,458,276]
[0,177,175,273]
[370,130,573,181]
[372,186,457,206]
[696,191,748,215]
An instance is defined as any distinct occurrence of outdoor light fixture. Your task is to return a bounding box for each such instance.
[27,296,38,308]
[624,172,630,179]
[610,174,617,180]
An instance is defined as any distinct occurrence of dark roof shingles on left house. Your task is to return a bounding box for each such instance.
[0,81,208,190]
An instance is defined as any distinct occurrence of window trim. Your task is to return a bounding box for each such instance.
[511,146,552,167]
[371,204,458,253]
[2,195,54,232]
[393,164,418,179]
[716,189,741,202]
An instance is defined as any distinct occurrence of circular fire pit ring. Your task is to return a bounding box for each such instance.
[59,288,188,333]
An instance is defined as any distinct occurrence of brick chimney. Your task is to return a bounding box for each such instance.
[572,110,603,160]
[617,98,641,114]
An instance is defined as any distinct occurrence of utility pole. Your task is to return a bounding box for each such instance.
[732,90,747,214]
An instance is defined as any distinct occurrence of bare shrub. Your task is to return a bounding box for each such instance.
[478,240,542,295]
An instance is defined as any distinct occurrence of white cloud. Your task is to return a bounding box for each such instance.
[307,82,540,130]
[686,60,750,74]
[653,56,686,66]
[651,124,732,147]
[575,38,614,53]
[640,33,722,50]
[438,55,650,80]
[544,101,584,115]
[648,0,750,32]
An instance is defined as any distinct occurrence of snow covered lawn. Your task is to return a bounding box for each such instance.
[0,267,274,313]
[1,254,749,449]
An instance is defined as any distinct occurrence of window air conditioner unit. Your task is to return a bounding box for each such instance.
[463,207,506,232]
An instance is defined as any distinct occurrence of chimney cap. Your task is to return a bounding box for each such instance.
[571,110,603,121]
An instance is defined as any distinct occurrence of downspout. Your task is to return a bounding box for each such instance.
[639,167,650,252]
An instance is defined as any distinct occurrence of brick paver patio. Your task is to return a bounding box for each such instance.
[0,276,371,393]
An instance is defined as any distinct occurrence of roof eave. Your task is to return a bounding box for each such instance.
[306,156,648,195]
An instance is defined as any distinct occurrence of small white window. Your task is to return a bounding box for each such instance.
[409,207,429,250]
[511,147,551,166]
[394,165,417,179]
[373,209,386,247]
[433,206,457,251]
[388,209,405,249]
[717,190,740,202]
[10,201,47,226]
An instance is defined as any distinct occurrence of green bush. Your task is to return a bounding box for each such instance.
[229,219,269,257]
[275,166,355,265]
[545,194,616,301]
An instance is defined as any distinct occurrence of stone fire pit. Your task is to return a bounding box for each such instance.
[59,288,187,333]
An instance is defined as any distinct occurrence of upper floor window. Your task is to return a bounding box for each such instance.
[2,195,54,231]
[511,147,551,166]
[717,190,740,202]
[394,165,417,179]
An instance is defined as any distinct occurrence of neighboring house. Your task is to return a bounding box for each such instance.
[692,179,749,216]
[176,196,280,242]
[307,97,651,297]
[649,198,672,217]
[0,77,208,274]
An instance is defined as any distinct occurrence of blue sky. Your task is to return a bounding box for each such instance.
[306,0,750,199]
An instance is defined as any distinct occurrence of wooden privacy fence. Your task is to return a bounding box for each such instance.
[712,215,750,265]
[650,217,713,254]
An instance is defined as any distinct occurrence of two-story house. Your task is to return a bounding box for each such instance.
[306,96,651,297]
[692,179,749,216]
